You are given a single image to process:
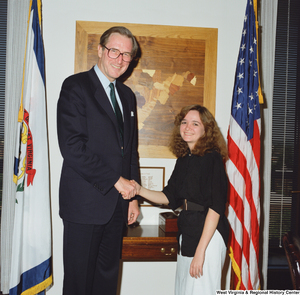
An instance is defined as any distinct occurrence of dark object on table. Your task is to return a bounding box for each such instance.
[159,212,178,233]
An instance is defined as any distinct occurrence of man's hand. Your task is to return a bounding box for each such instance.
[128,199,140,225]
[114,176,137,199]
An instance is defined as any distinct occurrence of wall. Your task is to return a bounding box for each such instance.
[42,0,247,294]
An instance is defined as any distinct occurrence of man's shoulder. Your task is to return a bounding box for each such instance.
[63,68,93,84]
[116,80,134,96]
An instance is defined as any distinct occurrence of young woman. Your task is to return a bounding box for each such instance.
[131,104,229,294]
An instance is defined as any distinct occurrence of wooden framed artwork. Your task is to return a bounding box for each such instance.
[75,21,218,158]
[140,167,165,191]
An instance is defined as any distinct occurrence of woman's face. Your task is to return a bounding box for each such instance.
[180,110,205,150]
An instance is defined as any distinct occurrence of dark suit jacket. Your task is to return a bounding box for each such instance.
[57,67,140,225]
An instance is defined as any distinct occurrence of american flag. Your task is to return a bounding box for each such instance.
[226,0,263,290]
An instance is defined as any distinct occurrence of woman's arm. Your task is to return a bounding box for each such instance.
[189,208,220,278]
[131,180,169,205]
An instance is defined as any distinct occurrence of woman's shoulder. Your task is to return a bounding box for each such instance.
[202,149,223,164]
[177,150,223,165]
[206,149,222,157]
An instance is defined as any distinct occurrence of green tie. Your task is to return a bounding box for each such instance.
[109,83,124,144]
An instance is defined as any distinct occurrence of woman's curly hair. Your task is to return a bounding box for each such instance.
[169,104,228,160]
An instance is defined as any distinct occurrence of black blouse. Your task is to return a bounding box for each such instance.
[162,150,229,257]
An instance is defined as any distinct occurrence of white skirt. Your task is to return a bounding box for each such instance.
[175,230,226,295]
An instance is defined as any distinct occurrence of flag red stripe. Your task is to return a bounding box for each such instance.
[229,226,248,290]
[227,129,260,288]
[249,121,261,268]
[229,229,242,265]
[249,120,261,169]
[228,183,244,224]
[227,137,250,268]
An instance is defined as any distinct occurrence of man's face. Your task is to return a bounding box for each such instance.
[97,33,133,82]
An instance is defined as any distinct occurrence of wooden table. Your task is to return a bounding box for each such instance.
[122,225,178,261]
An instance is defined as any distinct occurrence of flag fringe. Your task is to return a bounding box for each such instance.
[21,275,52,295]
[229,246,261,290]
[229,246,242,290]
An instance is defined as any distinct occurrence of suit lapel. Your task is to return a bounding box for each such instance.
[88,68,121,143]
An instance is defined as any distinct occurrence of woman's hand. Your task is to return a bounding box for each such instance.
[189,208,220,279]
[189,249,205,278]
[129,181,169,205]
[130,180,141,195]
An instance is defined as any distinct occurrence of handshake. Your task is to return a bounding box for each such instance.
[116,176,167,208]
[114,176,141,200]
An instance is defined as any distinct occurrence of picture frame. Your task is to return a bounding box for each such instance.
[140,167,165,207]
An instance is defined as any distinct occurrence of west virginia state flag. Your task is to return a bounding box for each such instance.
[10,0,52,294]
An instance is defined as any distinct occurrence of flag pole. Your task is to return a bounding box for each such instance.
[253,0,264,104]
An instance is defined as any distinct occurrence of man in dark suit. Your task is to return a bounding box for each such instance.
[57,26,140,295]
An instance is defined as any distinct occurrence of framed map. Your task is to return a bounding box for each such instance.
[75,21,218,158]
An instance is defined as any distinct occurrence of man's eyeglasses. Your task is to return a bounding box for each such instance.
[103,45,133,62]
